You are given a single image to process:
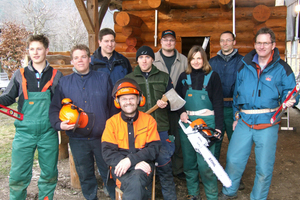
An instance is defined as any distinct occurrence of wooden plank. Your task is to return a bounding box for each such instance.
[74,0,95,34]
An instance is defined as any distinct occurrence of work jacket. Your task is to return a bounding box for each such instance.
[102,111,161,170]
[125,65,172,132]
[0,61,62,111]
[233,48,298,125]
[153,49,188,87]
[90,47,132,85]
[49,70,116,139]
[209,50,243,107]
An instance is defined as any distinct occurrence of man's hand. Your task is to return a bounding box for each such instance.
[180,112,189,123]
[60,120,75,130]
[232,120,238,131]
[157,96,168,109]
[285,91,296,108]
[135,161,151,175]
[115,158,131,177]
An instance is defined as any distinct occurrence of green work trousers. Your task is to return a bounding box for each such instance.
[9,91,58,200]
[214,107,234,160]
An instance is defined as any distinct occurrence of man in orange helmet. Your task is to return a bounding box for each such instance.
[102,78,161,200]
[49,44,117,200]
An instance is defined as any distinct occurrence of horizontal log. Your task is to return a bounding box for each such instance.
[253,5,271,22]
[126,45,138,52]
[124,6,286,23]
[52,65,73,76]
[46,55,71,65]
[148,0,171,14]
[115,33,128,43]
[115,12,143,27]
[210,42,285,55]
[114,41,182,54]
[219,0,232,11]
[123,0,276,10]
[122,26,142,37]
[115,43,128,52]
[114,24,123,33]
[142,18,286,34]
[126,36,143,47]
[48,52,70,56]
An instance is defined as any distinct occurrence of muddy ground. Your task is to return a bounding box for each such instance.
[0,108,300,200]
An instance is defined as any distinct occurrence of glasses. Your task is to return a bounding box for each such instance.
[162,39,175,43]
[220,39,234,43]
[255,42,273,46]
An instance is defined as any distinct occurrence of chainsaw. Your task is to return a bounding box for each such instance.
[0,104,23,120]
[178,119,232,188]
[270,83,300,125]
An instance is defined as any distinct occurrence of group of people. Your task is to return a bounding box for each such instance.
[0,26,298,200]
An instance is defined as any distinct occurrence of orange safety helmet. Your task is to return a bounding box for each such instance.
[112,78,146,109]
[59,99,89,128]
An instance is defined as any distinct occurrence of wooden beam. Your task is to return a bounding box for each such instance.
[74,0,95,34]
[98,0,111,30]
[148,0,171,14]
[87,0,99,53]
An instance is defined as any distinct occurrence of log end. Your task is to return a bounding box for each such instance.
[253,5,271,23]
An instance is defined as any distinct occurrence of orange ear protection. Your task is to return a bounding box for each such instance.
[113,82,145,109]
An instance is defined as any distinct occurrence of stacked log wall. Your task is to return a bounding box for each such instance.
[116,0,286,61]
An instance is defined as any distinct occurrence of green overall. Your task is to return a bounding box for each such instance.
[178,71,218,200]
[9,68,58,200]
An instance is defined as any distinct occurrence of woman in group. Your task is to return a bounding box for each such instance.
[175,45,224,200]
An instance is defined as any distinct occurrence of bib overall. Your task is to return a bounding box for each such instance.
[179,71,218,200]
[9,68,58,200]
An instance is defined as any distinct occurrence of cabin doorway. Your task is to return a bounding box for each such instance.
[181,37,211,59]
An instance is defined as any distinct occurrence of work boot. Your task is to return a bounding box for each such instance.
[187,195,201,200]
[238,180,245,190]
[218,192,237,200]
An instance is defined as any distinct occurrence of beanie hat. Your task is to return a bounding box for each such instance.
[136,46,155,61]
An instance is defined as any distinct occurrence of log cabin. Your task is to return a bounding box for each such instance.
[49,0,288,189]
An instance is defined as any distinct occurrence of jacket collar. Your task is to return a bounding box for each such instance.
[242,47,280,71]
[217,49,238,62]
[156,49,182,62]
[27,60,51,73]
[133,64,160,77]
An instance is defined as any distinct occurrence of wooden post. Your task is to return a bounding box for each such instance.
[58,131,69,160]
[69,146,81,189]
[87,0,99,53]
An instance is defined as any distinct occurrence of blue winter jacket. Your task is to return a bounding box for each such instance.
[233,48,298,125]
[209,50,243,107]
[90,47,132,85]
[49,70,116,139]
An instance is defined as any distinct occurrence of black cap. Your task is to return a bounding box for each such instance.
[136,46,155,61]
[161,30,176,39]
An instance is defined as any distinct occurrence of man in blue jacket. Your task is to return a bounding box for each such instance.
[49,44,117,200]
[90,28,132,85]
[209,31,243,162]
[218,28,298,200]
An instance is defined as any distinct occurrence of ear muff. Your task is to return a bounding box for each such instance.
[114,98,121,109]
[139,95,146,107]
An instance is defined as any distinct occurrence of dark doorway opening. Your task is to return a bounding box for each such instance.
[181,37,211,59]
